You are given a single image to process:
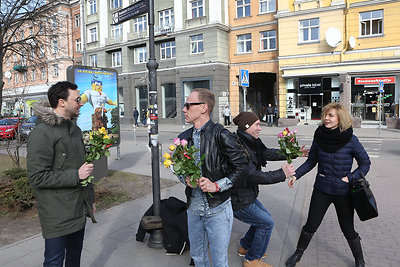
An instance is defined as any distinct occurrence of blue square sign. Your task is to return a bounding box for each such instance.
[240,69,249,87]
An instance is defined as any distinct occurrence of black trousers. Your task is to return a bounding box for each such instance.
[303,189,358,240]
[224,116,230,125]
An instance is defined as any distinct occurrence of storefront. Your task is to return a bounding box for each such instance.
[351,76,397,121]
[285,76,340,121]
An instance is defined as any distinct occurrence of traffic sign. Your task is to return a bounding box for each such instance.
[240,69,249,87]
[379,81,384,92]
[112,0,149,25]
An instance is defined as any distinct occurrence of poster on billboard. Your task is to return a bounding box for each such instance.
[67,65,120,146]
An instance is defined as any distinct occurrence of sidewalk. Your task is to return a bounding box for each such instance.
[0,122,399,267]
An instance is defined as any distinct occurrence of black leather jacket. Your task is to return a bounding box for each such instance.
[178,120,248,208]
[231,130,287,211]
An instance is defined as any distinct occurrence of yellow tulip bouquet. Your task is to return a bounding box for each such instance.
[81,127,113,187]
[163,138,205,188]
[277,127,302,164]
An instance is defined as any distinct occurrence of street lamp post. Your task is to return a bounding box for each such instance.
[146,0,162,249]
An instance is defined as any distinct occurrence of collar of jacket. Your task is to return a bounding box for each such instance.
[32,99,77,134]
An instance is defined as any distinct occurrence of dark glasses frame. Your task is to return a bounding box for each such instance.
[184,102,205,110]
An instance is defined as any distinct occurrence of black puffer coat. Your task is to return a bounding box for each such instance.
[230,130,287,211]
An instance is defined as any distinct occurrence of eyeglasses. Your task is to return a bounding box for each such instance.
[184,102,204,110]
[74,96,82,103]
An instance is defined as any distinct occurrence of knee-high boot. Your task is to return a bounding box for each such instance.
[286,228,314,267]
[347,235,365,267]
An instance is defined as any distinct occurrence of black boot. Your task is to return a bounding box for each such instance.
[286,228,314,267]
[347,235,365,267]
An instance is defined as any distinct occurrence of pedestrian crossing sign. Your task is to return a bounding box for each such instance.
[240,69,249,87]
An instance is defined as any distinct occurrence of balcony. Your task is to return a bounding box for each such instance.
[127,31,148,41]
[155,24,175,36]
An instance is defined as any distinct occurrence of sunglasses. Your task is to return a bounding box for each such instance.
[74,96,82,103]
[184,102,205,110]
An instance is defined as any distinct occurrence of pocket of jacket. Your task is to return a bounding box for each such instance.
[53,153,67,169]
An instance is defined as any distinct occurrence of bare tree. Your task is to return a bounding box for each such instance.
[0,0,67,114]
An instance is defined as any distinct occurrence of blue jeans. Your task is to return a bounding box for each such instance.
[187,202,233,267]
[233,199,274,261]
[43,228,85,267]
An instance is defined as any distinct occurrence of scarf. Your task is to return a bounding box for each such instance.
[314,125,353,153]
[237,130,266,166]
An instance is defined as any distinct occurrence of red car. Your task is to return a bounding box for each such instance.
[0,117,26,140]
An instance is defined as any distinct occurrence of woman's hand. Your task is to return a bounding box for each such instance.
[288,176,297,188]
[342,176,349,183]
[299,145,310,157]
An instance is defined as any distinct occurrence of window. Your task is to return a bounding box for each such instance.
[89,54,97,67]
[162,83,176,118]
[134,15,147,34]
[23,72,27,82]
[111,24,122,40]
[20,30,24,40]
[51,17,58,30]
[30,49,35,60]
[53,64,59,77]
[237,33,252,53]
[159,8,174,28]
[13,54,18,63]
[112,51,122,67]
[160,40,176,59]
[31,70,36,81]
[111,0,121,9]
[52,39,59,54]
[41,67,46,80]
[237,0,251,18]
[76,39,82,51]
[89,27,98,42]
[74,14,80,27]
[29,26,34,36]
[21,52,27,65]
[134,46,147,64]
[360,10,383,36]
[15,73,19,84]
[39,23,44,34]
[6,57,10,67]
[299,18,319,43]
[190,34,203,54]
[191,0,204,18]
[259,0,275,14]
[39,45,45,57]
[89,0,97,15]
[260,30,276,51]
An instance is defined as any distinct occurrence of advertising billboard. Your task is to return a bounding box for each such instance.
[67,65,120,146]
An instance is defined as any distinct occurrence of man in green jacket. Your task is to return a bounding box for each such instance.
[27,81,95,267]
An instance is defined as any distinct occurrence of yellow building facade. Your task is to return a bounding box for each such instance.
[277,0,400,123]
[228,0,279,118]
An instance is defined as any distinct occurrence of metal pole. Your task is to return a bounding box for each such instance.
[243,86,247,111]
[379,91,382,134]
[80,0,87,65]
[146,0,162,248]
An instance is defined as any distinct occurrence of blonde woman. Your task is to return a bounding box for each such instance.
[286,103,371,267]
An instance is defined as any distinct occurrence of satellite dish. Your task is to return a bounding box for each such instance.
[4,71,11,79]
[325,27,341,48]
[349,36,356,49]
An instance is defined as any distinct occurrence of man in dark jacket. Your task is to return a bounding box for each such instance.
[177,88,248,267]
[266,104,274,127]
[231,112,307,267]
[133,107,139,127]
[27,81,95,267]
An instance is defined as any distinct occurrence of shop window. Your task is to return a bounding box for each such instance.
[162,83,177,118]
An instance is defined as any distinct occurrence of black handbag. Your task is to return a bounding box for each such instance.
[350,172,378,221]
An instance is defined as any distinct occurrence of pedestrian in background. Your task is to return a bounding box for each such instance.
[141,108,147,126]
[232,112,307,267]
[133,107,139,127]
[223,105,231,126]
[266,104,274,127]
[27,81,95,267]
[177,88,248,267]
[286,102,371,267]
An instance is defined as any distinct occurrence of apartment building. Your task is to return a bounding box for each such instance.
[2,0,76,116]
[78,0,230,124]
[276,0,400,122]
[228,0,279,118]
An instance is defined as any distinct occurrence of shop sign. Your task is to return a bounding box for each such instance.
[355,77,395,85]
[299,77,322,94]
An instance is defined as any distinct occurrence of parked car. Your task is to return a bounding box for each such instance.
[0,117,26,140]
[20,115,38,141]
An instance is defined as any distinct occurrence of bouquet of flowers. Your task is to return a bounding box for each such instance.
[163,138,205,188]
[277,127,302,164]
[81,127,113,186]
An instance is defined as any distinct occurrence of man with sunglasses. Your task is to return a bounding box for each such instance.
[27,81,96,267]
[177,88,248,267]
